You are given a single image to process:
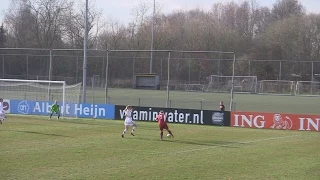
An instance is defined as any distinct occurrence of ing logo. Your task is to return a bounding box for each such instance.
[18,101,29,114]
[271,114,293,130]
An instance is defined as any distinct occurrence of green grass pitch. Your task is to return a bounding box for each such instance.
[89,88,320,114]
[1,115,319,180]
[3,87,319,114]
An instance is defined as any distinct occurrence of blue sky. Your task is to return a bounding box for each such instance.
[1,0,320,24]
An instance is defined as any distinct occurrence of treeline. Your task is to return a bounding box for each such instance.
[0,0,320,82]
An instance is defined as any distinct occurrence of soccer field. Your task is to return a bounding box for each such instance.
[2,87,319,114]
[87,88,319,114]
[1,116,319,180]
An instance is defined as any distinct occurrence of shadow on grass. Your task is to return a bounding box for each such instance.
[3,130,73,138]
[135,136,239,148]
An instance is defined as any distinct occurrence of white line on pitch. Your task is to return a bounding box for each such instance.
[149,134,301,155]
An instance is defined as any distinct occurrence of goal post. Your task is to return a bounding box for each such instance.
[259,80,295,95]
[0,79,82,118]
[183,84,205,92]
[295,81,320,96]
[207,75,257,93]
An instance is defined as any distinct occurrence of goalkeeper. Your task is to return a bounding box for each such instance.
[49,100,61,120]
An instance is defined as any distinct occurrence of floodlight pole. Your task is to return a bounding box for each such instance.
[150,0,155,73]
[230,53,236,111]
[82,0,89,103]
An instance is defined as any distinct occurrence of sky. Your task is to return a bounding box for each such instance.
[1,0,320,25]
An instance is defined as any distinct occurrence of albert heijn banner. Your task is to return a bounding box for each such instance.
[231,111,320,132]
[115,105,230,126]
[9,99,115,119]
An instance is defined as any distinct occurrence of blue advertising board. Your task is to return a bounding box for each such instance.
[9,100,115,119]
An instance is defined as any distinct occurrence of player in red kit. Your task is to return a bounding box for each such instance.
[155,110,174,140]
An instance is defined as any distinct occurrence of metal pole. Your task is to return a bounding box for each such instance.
[230,53,236,111]
[166,51,171,108]
[279,61,282,80]
[92,77,94,105]
[26,55,29,79]
[150,0,155,73]
[218,59,221,76]
[2,55,4,78]
[49,50,52,81]
[160,58,163,79]
[102,56,105,87]
[311,62,314,82]
[188,59,191,83]
[218,53,221,75]
[82,0,89,103]
[105,50,109,104]
[311,62,314,94]
[48,49,52,101]
[248,60,251,76]
[76,56,79,83]
[133,57,135,77]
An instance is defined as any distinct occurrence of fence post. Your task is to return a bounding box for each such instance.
[311,62,314,94]
[248,60,251,76]
[138,98,141,107]
[160,58,163,80]
[132,57,135,77]
[279,61,282,80]
[48,49,52,102]
[188,59,191,83]
[2,55,4,78]
[166,51,171,108]
[26,55,29,79]
[76,56,79,83]
[102,56,105,87]
[105,50,109,104]
[200,100,203,110]
[311,62,314,82]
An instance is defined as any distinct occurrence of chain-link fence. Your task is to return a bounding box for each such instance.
[0,48,319,112]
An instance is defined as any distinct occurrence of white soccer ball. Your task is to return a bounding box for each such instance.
[167,134,172,138]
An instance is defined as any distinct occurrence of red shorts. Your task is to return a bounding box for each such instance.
[159,123,168,131]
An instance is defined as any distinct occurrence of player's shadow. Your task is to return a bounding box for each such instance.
[136,136,239,148]
[2,130,73,138]
[164,139,239,148]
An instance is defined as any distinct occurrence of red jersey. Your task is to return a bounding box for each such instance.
[157,113,166,125]
[157,113,168,131]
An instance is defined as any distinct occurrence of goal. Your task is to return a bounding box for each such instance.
[295,81,320,96]
[184,84,205,92]
[0,79,82,118]
[206,75,257,93]
[259,80,295,95]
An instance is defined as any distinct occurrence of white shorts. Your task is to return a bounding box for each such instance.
[0,112,6,119]
[124,118,136,126]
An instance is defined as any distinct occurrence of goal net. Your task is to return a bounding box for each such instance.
[0,79,82,118]
[295,81,320,96]
[206,75,257,93]
[259,80,295,95]
[183,84,205,92]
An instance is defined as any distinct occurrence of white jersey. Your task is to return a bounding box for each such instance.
[0,102,4,115]
[0,102,3,112]
[124,109,135,126]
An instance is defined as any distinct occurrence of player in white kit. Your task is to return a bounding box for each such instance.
[121,105,137,138]
[0,98,6,124]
